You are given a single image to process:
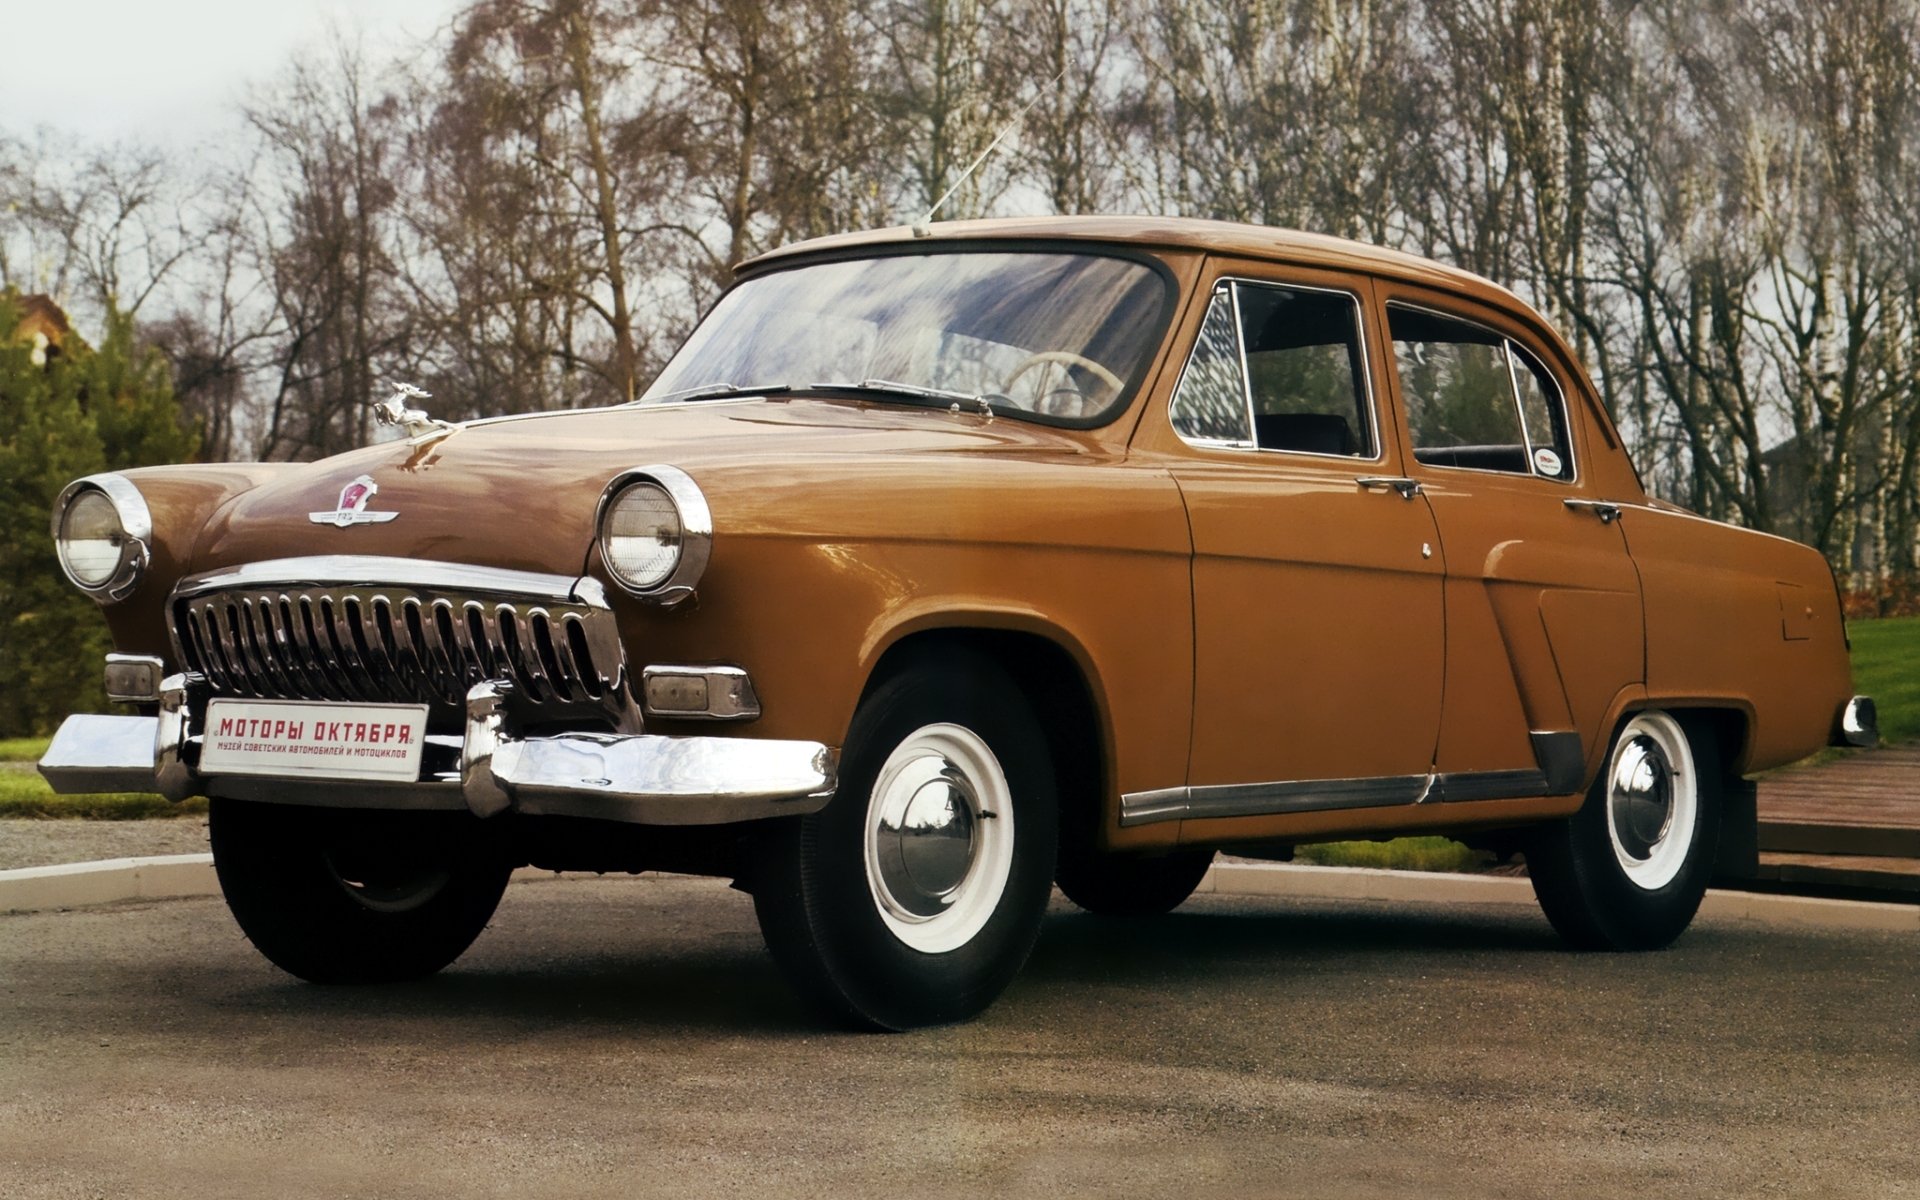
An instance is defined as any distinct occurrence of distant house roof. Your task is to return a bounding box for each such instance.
[9,294,71,365]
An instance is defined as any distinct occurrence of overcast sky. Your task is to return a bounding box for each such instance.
[1,0,466,150]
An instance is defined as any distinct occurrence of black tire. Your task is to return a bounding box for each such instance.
[1057,846,1214,916]
[751,649,1058,1030]
[1525,710,1722,951]
[209,798,513,984]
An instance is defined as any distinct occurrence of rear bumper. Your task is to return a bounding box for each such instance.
[1833,695,1879,749]
[38,677,837,826]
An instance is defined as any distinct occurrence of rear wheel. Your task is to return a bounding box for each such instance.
[1526,710,1721,951]
[752,651,1058,1030]
[1057,847,1214,916]
[210,799,512,984]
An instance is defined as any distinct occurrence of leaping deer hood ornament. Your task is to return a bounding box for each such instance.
[372,382,454,439]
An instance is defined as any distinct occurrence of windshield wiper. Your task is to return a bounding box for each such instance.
[812,379,998,416]
[642,382,791,405]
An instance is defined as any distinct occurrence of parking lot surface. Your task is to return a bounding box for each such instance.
[2,874,1914,1198]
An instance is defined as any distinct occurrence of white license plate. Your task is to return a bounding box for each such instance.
[199,699,430,782]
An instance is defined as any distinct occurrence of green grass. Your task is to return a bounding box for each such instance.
[1293,836,1492,873]
[1847,615,1920,745]
[0,769,204,819]
[0,737,51,763]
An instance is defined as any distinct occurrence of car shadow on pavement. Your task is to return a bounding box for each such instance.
[78,889,1575,1039]
[1023,898,1566,988]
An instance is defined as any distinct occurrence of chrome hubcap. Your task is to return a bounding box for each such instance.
[1603,712,1697,890]
[1609,736,1673,858]
[873,765,980,917]
[864,724,1014,954]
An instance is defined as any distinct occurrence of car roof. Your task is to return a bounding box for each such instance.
[739,215,1531,310]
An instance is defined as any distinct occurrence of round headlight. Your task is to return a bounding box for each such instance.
[59,491,127,587]
[52,474,152,600]
[602,482,682,590]
[595,465,712,602]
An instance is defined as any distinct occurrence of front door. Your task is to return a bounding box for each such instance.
[1132,263,1447,829]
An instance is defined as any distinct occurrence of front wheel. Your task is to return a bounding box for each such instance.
[210,799,513,984]
[1525,710,1722,951]
[751,651,1058,1029]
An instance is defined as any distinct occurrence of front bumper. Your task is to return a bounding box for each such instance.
[38,677,837,826]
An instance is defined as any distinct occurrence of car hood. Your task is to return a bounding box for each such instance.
[190,398,1098,577]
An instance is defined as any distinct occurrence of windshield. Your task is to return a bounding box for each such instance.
[640,250,1172,425]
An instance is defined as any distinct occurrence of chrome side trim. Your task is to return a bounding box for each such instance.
[1120,786,1189,826]
[1183,774,1431,822]
[1121,767,1558,826]
[1428,768,1549,803]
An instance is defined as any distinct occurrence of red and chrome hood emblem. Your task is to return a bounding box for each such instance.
[308,474,399,528]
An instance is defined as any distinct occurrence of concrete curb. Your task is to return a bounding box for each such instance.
[3,855,1914,933]
[0,854,220,913]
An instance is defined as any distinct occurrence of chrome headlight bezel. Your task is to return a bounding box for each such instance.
[594,464,712,605]
[51,473,153,601]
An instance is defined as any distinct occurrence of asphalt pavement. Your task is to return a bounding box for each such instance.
[1,874,1915,1199]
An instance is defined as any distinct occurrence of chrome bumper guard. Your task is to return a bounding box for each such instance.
[39,677,837,826]
[1834,694,1879,749]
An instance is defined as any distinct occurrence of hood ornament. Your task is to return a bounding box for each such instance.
[308,474,399,527]
[372,382,453,438]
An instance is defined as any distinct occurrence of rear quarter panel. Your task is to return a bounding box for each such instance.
[1623,503,1852,772]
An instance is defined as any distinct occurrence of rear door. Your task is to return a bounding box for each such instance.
[1377,285,1643,792]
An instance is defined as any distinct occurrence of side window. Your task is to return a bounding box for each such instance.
[1389,306,1573,480]
[1169,288,1251,444]
[1170,281,1374,458]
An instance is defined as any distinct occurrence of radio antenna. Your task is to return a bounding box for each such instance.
[913,67,1068,238]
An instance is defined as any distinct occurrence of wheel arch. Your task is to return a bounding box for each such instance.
[861,619,1112,858]
[1591,688,1754,787]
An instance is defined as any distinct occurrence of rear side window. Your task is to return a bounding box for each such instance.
[1170,281,1375,458]
[1389,306,1572,480]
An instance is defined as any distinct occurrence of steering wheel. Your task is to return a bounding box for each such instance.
[1001,352,1125,409]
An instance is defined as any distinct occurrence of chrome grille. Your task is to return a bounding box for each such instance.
[167,557,631,715]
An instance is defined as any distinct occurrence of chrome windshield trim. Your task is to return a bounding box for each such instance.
[171,557,590,607]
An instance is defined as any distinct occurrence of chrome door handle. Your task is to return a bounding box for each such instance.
[1356,476,1421,500]
[1563,498,1622,524]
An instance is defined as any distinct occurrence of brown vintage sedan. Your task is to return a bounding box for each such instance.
[41,217,1876,1028]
